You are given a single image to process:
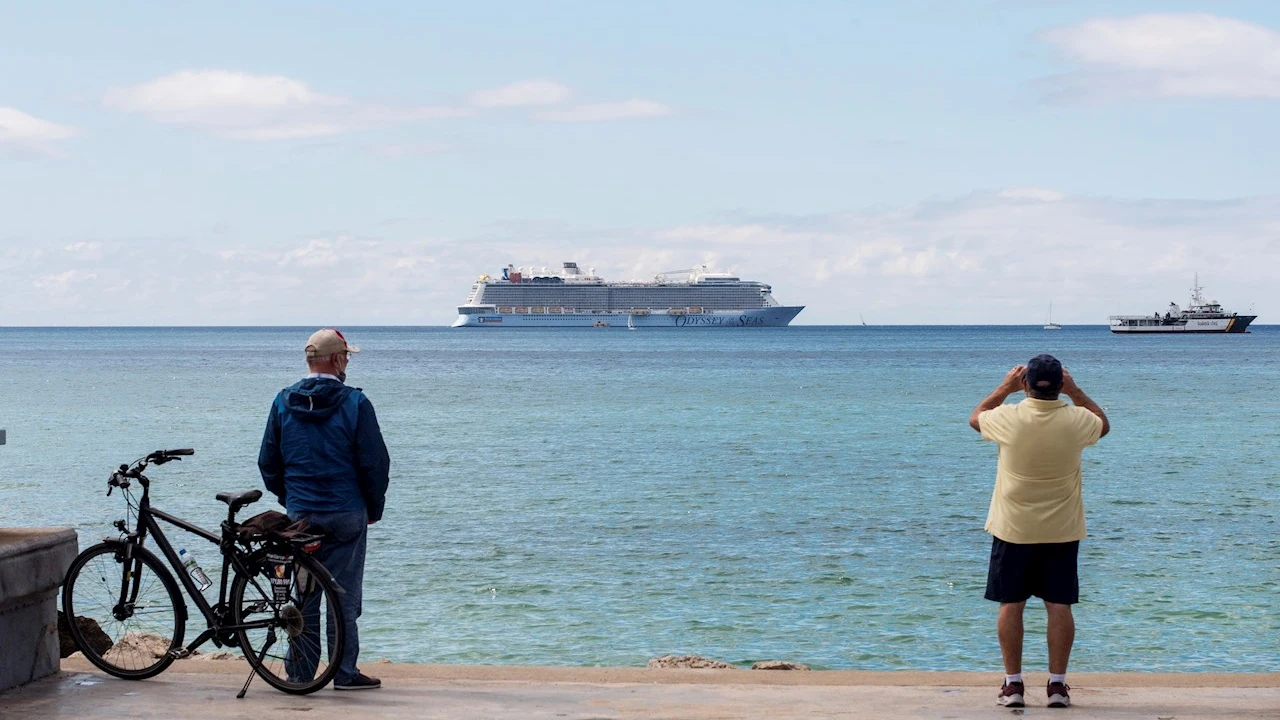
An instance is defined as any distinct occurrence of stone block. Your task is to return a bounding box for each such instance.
[0,527,78,692]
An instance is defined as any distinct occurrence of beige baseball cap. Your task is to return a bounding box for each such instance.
[305,328,360,358]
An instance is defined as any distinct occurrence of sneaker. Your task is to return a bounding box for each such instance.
[996,681,1025,707]
[1047,681,1071,708]
[334,673,382,691]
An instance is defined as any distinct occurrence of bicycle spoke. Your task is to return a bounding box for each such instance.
[62,544,184,679]
[232,552,345,694]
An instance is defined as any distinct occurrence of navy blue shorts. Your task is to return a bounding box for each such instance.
[984,537,1079,605]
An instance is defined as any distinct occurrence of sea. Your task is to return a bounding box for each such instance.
[1,326,1276,672]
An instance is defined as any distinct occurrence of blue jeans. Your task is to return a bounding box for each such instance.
[284,509,367,685]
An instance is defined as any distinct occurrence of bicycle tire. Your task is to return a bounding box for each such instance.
[230,549,346,694]
[62,542,186,679]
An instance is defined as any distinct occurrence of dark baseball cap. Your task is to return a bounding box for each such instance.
[1025,354,1063,391]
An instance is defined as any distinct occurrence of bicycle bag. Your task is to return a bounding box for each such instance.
[237,510,313,544]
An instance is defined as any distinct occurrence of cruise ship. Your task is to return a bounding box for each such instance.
[1109,276,1257,334]
[452,262,804,328]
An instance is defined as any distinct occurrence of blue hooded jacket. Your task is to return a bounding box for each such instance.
[258,377,391,522]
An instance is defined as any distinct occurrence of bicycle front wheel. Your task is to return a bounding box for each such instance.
[61,542,186,679]
[231,549,346,694]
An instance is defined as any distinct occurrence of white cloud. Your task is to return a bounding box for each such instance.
[279,238,343,267]
[0,107,79,156]
[466,80,572,108]
[104,70,464,140]
[657,223,778,246]
[467,80,674,122]
[1039,13,1280,102]
[8,189,1276,325]
[105,70,344,114]
[33,269,97,292]
[62,241,103,259]
[998,187,1066,202]
[103,71,672,138]
[537,99,675,122]
[634,190,1278,323]
[883,248,941,278]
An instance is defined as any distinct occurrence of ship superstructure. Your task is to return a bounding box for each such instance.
[452,262,804,328]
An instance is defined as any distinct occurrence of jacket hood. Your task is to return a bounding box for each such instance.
[283,377,354,422]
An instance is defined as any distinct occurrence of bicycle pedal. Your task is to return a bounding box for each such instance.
[167,648,195,660]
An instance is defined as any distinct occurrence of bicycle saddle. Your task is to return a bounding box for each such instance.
[215,489,263,514]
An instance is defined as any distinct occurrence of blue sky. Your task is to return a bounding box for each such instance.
[2,0,1278,324]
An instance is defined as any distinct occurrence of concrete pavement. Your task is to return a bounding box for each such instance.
[3,660,1278,719]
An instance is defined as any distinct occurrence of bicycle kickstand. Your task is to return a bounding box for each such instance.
[237,633,277,699]
[237,666,256,699]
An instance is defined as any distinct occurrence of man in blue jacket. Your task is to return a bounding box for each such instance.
[259,328,391,691]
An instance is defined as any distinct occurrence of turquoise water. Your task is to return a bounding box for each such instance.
[1,326,1277,671]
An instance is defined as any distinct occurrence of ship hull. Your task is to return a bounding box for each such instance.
[452,306,804,328]
[1109,315,1256,333]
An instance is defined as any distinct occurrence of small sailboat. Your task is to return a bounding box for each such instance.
[627,314,636,331]
[1043,302,1061,330]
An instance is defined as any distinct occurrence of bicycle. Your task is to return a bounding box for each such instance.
[61,448,346,697]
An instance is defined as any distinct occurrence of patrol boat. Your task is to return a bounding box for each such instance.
[1109,276,1257,334]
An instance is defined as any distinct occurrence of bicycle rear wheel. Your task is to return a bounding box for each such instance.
[61,542,186,679]
[230,549,345,694]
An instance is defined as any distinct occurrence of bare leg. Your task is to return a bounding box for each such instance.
[1045,601,1075,675]
[997,601,1027,675]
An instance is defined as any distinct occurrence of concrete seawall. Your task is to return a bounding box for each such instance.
[0,527,78,692]
[3,523,1276,716]
[4,661,1279,719]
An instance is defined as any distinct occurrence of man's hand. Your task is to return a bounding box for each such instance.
[1001,365,1027,394]
[1061,368,1110,438]
[969,365,1026,432]
[1061,368,1081,396]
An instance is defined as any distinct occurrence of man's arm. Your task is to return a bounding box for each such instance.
[968,365,1026,432]
[1062,369,1110,438]
[354,396,391,525]
[257,400,287,506]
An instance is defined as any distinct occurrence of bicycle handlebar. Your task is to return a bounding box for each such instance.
[147,448,195,462]
[107,448,196,495]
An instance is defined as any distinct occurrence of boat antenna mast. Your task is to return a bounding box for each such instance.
[1190,273,1205,307]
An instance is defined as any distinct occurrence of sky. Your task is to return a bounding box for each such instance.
[2,0,1279,325]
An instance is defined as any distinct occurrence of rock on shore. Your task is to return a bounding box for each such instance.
[647,654,735,669]
[57,612,111,658]
[751,661,810,671]
[102,632,172,664]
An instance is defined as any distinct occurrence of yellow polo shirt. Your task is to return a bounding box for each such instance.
[979,397,1103,544]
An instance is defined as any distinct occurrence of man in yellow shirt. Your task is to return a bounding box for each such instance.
[968,354,1109,709]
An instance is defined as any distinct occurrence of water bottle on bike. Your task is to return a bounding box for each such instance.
[178,546,213,591]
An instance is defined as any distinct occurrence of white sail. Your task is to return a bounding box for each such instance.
[1043,302,1061,330]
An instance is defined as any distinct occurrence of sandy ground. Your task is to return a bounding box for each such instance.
[2,659,1277,719]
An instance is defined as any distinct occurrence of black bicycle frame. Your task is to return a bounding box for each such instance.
[122,480,268,653]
